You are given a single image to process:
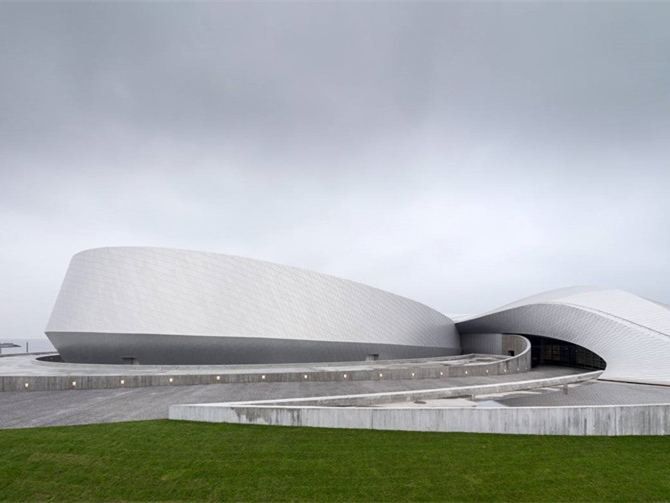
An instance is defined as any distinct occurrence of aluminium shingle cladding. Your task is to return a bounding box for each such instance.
[46,247,457,349]
[458,287,670,385]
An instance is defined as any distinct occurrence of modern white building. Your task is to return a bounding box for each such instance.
[46,247,460,365]
[46,248,670,387]
[457,286,670,385]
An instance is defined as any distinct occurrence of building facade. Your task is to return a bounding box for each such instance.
[46,248,670,386]
[46,247,460,365]
[457,286,670,385]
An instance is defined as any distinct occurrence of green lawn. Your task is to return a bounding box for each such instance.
[1,420,670,502]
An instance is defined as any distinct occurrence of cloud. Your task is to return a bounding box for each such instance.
[1,2,669,339]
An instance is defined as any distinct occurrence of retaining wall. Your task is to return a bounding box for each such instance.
[217,370,600,407]
[169,370,670,437]
[0,338,531,392]
[170,402,670,436]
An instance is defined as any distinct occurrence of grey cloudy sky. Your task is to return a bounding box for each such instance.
[2,2,670,340]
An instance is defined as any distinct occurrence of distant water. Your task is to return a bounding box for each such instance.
[0,338,56,355]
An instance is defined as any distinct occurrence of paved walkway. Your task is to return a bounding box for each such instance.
[481,380,670,407]
[0,353,502,377]
[0,367,579,429]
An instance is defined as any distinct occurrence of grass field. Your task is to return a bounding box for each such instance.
[1,420,670,502]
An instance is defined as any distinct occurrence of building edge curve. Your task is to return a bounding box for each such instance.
[457,287,670,385]
[46,247,460,365]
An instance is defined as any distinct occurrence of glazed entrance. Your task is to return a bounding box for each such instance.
[524,335,606,371]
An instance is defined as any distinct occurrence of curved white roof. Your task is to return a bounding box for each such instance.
[46,247,457,356]
[458,286,670,384]
[468,286,670,336]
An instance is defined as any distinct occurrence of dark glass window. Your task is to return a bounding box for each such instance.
[522,335,606,371]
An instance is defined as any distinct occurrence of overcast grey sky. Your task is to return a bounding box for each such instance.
[2,2,670,340]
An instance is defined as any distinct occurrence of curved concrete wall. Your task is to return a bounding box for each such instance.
[173,402,670,436]
[458,287,670,385]
[46,247,459,364]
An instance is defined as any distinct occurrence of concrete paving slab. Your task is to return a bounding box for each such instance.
[0,366,578,429]
[0,353,496,376]
[481,380,670,407]
[0,351,530,392]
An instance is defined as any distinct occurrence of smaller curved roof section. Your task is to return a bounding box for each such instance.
[465,286,670,338]
[458,286,670,385]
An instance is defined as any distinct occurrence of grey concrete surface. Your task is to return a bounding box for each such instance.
[169,371,670,436]
[0,366,576,430]
[0,346,530,392]
[172,401,670,436]
[201,370,600,408]
[482,380,670,407]
[0,353,502,376]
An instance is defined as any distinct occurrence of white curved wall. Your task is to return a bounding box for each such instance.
[457,287,670,385]
[46,247,460,364]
